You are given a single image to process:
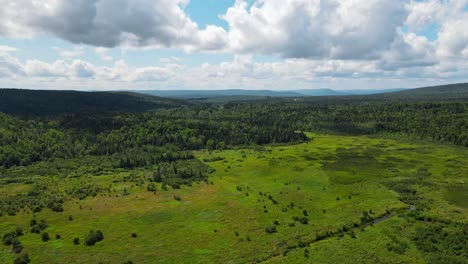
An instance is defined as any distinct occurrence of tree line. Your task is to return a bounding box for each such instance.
[1,97,466,170]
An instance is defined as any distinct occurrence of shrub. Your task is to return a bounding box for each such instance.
[147,183,157,192]
[131,233,138,238]
[3,231,18,246]
[14,253,30,264]
[41,232,50,242]
[298,217,308,224]
[85,230,104,246]
[32,206,42,213]
[55,234,61,239]
[12,242,24,254]
[265,226,277,234]
[30,219,48,234]
[73,237,80,245]
[15,227,24,236]
[50,203,64,212]
[360,211,373,224]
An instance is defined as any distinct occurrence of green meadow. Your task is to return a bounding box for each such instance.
[0,134,466,263]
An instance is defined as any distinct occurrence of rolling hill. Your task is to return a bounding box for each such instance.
[376,82,468,100]
[135,88,407,99]
[135,83,468,101]
[136,89,303,98]
[290,82,468,104]
[0,89,189,117]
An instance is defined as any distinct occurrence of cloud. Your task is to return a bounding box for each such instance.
[0,0,411,60]
[24,60,66,78]
[53,46,85,59]
[0,0,465,63]
[379,32,437,70]
[406,0,467,29]
[2,51,467,90]
[0,45,18,52]
[0,52,24,77]
[0,0,227,51]
[222,0,408,59]
[437,13,468,58]
[95,47,113,61]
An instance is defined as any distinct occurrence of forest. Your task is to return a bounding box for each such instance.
[1,84,466,170]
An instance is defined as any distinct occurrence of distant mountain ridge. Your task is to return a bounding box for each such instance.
[135,83,468,100]
[136,89,303,98]
[293,83,468,103]
[1,83,466,117]
[377,83,468,99]
[136,88,406,98]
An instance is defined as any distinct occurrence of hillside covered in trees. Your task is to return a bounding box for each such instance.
[1,84,467,171]
[0,89,188,117]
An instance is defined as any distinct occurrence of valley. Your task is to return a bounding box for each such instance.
[1,134,465,263]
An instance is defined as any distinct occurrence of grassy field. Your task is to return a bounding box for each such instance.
[0,134,466,263]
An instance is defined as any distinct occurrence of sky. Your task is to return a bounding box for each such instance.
[0,0,467,90]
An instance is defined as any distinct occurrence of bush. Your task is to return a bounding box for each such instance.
[55,234,61,239]
[131,233,138,238]
[85,230,104,246]
[265,226,277,234]
[147,183,157,192]
[12,242,24,254]
[3,231,18,246]
[293,216,309,224]
[32,206,42,213]
[30,219,48,234]
[14,253,30,264]
[41,232,50,242]
[73,237,80,245]
[15,227,24,236]
[50,203,64,212]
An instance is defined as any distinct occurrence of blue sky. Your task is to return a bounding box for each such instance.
[186,0,233,29]
[0,0,467,90]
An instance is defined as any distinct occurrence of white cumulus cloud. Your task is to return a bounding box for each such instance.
[0,0,227,52]
[222,0,409,59]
